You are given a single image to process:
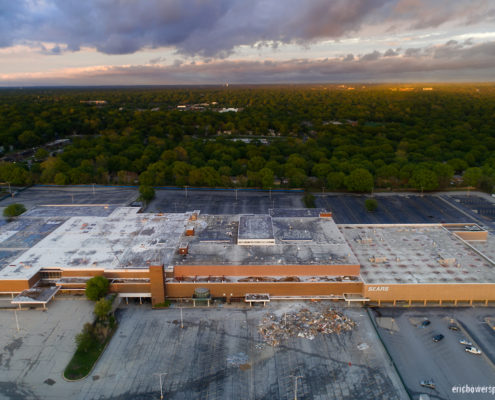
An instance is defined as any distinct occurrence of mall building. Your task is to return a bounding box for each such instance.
[0,207,494,308]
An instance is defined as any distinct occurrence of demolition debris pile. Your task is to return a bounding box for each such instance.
[258,308,356,346]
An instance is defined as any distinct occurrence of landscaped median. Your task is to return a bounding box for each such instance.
[64,277,118,381]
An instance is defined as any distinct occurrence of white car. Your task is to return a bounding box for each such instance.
[465,346,482,355]
[459,339,472,346]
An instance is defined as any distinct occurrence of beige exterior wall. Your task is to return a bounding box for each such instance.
[364,283,495,301]
[149,265,166,305]
[453,231,488,241]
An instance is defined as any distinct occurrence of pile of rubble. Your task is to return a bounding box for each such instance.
[258,307,356,346]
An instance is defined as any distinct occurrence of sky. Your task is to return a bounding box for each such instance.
[1,0,495,86]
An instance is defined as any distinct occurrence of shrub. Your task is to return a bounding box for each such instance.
[94,298,112,320]
[303,193,315,208]
[139,185,155,202]
[3,203,26,218]
[75,323,98,353]
[85,276,110,301]
[365,198,378,212]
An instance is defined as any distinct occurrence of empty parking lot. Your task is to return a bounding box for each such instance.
[0,186,138,212]
[0,301,408,400]
[146,189,304,214]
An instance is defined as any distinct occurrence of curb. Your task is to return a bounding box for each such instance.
[62,323,118,382]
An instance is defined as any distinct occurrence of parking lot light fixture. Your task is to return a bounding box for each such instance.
[291,375,303,400]
[154,372,167,400]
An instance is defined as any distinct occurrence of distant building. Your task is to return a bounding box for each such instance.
[80,100,107,105]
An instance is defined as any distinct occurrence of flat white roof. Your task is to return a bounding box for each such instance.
[340,225,495,284]
[0,208,191,280]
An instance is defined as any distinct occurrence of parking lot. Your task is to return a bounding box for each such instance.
[146,189,304,214]
[315,194,473,224]
[371,307,495,399]
[0,300,408,400]
[441,194,495,232]
[0,186,138,211]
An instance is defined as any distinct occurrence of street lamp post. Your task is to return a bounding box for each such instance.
[291,375,303,400]
[180,306,183,329]
[14,309,20,332]
[154,372,167,400]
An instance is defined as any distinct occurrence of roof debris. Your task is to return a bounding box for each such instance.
[258,307,356,346]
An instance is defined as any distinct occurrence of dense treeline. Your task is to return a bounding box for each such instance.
[1,84,495,192]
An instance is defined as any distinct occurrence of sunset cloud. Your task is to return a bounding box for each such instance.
[0,0,494,57]
[1,0,494,84]
[2,40,494,86]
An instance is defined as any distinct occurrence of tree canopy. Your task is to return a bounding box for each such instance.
[1,84,495,193]
[85,276,110,301]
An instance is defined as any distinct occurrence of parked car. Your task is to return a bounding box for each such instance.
[433,334,444,342]
[420,380,436,389]
[465,346,482,355]
[448,324,460,331]
[459,339,472,346]
[421,320,431,327]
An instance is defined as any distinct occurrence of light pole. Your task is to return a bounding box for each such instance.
[92,183,95,196]
[14,309,20,332]
[180,306,184,329]
[154,372,167,400]
[291,375,303,400]
[185,185,188,199]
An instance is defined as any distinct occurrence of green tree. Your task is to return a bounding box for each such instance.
[3,203,26,218]
[139,185,155,202]
[365,198,378,212]
[286,167,307,188]
[303,193,316,208]
[85,276,110,301]
[433,163,454,188]
[259,167,274,188]
[463,167,483,187]
[34,148,49,160]
[75,323,98,353]
[410,168,438,191]
[94,298,112,320]
[326,172,346,190]
[54,172,67,185]
[18,130,40,148]
[345,169,374,192]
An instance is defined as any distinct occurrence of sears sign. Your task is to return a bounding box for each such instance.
[368,286,389,292]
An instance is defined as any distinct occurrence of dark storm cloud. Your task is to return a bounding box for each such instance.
[384,48,400,57]
[0,1,28,47]
[1,0,494,57]
[361,50,381,61]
